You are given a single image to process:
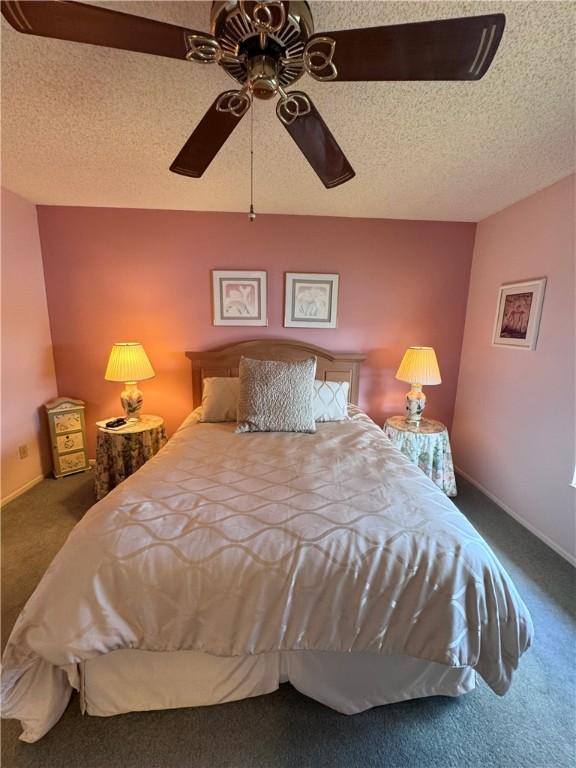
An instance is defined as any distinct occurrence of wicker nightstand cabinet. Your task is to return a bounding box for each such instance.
[383,416,457,497]
[95,415,167,500]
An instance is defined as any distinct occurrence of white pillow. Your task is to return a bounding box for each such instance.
[313,380,349,422]
[199,377,239,422]
[198,376,350,423]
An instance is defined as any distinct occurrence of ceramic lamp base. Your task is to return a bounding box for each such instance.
[120,382,143,421]
[405,384,426,424]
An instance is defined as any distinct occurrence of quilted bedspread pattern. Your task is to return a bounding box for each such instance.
[1,409,533,741]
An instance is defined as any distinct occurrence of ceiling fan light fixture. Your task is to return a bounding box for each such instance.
[247,55,280,100]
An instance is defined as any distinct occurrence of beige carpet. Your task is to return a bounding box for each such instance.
[1,471,575,768]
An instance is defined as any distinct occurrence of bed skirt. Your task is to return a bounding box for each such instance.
[80,649,476,718]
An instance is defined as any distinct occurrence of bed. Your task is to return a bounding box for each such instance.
[1,340,533,743]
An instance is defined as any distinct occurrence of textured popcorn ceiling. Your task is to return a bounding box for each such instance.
[1,1,574,221]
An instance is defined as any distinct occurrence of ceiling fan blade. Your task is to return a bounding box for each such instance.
[276,92,354,189]
[305,14,505,82]
[170,92,250,179]
[0,0,214,60]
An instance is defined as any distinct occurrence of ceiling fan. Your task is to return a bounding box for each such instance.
[1,1,505,189]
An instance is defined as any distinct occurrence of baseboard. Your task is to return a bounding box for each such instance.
[1,474,45,507]
[455,466,576,567]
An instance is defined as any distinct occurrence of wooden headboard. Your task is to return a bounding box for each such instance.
[186,339,365,408]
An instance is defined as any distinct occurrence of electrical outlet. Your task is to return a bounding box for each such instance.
[18,444,28,460]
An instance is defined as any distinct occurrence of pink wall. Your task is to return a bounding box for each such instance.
[452,175,575,563]
[1,188,58,502]
[36,207,475,454]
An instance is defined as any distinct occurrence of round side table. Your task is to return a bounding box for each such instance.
[95,414,167,500]
[383,416,457,497]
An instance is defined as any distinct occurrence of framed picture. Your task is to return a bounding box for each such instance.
[492,278,546,349]
[212,270,267,326]
[284,273,339,329]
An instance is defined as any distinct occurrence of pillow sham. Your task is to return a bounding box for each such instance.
[313,380,350,422]
[199,377,239,422]
[198,375,350,423]
[236,357,317,433]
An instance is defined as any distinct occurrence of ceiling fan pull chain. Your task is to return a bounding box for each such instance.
[249,101,256,222]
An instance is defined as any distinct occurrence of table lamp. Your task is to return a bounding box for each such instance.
[104,342,155,421]
[395,346,441,425]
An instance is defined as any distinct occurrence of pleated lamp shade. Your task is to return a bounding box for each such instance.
[104,343,155,383]
[395,347,441,385]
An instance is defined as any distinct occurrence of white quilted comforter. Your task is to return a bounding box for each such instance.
[2,409,533,742]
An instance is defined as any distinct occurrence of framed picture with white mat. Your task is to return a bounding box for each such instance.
[492,278,546,350]
[284,272,339,329]
[212,270,267,326]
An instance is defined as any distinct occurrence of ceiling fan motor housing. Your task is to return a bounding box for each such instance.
[210,1,314,97]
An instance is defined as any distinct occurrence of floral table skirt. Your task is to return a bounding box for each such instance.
[95,423,167,500]
[384,417,457,497]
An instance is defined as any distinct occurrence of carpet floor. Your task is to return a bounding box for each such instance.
[1,471,574,768]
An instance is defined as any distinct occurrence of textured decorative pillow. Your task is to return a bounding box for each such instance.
[313,380,350,422]
[236,357,317,433]
[200,377,239,422]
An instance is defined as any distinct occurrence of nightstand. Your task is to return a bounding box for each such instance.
[45,397,90,478]
[95,415,167,500]
[383,416,457,497]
